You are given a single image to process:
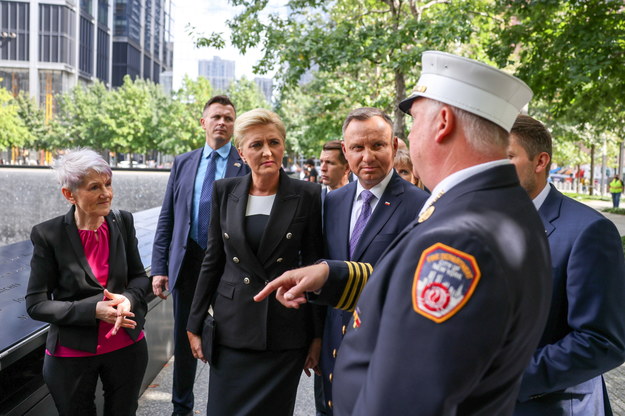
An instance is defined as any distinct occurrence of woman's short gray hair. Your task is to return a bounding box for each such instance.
[53,148,112,190]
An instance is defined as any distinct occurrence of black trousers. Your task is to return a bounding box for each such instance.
[43,338,148,416]
[171,238,204,413]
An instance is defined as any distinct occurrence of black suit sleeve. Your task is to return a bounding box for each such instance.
[187,184,227,334]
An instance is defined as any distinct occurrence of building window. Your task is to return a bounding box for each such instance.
[0,68,29,96]
[39,4,75,65]
[96,27,109,82]
[98,0,108,26]
[79,16,94,76]
[0,1,30,61]
[143,54,151,80]
[39,70,67,117]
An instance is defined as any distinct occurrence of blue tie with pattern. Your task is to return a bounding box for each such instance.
[349,190,375,260]
[197,151,219,249]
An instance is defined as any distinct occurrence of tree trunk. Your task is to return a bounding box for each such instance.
[393,69,407,140]
[590,144,595,196]
[619,139,624,180]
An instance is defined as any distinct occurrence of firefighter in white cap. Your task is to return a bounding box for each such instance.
[256,51,553,415]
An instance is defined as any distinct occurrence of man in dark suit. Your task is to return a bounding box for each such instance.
[257,51,552,415]
[151,95,249,416]
[319,108,428,414]
[319,140,350,199]
[508,115,625,416]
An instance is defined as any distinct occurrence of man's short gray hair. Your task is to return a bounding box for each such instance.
[427,100,509,152]
[53,148,112,190]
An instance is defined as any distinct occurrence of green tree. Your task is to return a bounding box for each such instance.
[227,77,270,113]
[198,0,500,139]
[490,0,625,134]
[0,86,32,149]
[14,92,53,150]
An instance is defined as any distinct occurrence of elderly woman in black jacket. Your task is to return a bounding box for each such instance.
[26,149,150,416]
[187,108,323,415]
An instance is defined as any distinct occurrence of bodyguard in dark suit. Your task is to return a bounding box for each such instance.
[320,108,428,413]
[508,115,625,416]
[257,51,552,415]
[186,109,323,415]
[151,95,249,416]
[26,149,150,415]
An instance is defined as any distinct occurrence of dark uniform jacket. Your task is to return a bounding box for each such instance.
[26,208,149,354]
[514,186,625,416]
[187,170,323,350]
[314,164,553,415]
[320,171,428,412]
[151,145,248,290]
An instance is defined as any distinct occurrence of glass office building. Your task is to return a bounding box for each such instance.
[0,0,173,115]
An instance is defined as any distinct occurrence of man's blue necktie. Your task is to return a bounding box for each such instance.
[349,190,375,260]
[197,151,219,249]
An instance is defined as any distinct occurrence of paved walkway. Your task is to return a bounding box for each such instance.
[137,199,625,415]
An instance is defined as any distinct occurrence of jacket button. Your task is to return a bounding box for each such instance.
[286,232,293,239]
[243,277,250,284]
[328,400,333,409]
[233,257,240,263]
[224,233,230,239]
[276,257,283,263]
[342,325,346,335]
[329,373,333,382]
[332,348,337,358]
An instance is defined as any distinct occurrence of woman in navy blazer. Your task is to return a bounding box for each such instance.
[187,109,323,415]
[26,149,150,416]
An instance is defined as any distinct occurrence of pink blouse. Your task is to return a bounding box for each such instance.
[48,220,144,357]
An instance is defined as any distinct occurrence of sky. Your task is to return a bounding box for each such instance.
[171,1,287,90]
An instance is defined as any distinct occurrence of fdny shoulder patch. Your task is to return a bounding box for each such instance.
[412,243,481,323]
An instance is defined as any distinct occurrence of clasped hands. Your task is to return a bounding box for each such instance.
[96,289,135,338]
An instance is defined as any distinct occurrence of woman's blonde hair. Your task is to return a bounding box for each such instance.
[233,108,286,148]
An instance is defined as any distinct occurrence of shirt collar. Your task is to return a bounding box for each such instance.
[532,182,551,210]
[354,169,394,202]
[419,159,510,215]
[203,141,232,159]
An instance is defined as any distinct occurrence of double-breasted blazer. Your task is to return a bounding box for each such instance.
[151,145,249,289]
[26,207,150,354]
[187,169,323,351]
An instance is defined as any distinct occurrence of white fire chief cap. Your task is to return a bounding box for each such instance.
[399,51,533,132]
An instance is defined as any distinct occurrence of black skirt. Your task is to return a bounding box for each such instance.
[207,345,308,415]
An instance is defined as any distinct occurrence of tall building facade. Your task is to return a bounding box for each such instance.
[198,56,234,92]
[0,0,114,115]
[0,0,173,115]
[112,0,173,87]
[253,76,272,103]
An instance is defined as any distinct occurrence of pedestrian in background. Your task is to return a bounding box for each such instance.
[151,95,249,416]
[609,174,623,208]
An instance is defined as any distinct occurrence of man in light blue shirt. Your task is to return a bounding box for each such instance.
[152,96,249,416]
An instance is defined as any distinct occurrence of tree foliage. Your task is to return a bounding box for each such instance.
[227,77,270,113]
[0,86,33,149]
[198,0,500,143]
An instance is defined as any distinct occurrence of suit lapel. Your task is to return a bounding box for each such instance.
[326,182,355,260]
[224,145,246,178]
[257,171,299,266]
[186,148,204,215]
[63,207,100,287]
[226,174,267,278]
[352,172,404,260]
[538,185,561,238]
[105,212,123,286]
